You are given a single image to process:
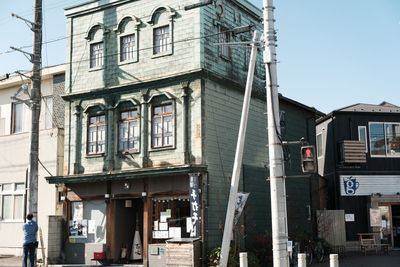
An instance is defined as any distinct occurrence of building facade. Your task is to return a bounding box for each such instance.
[0,65,65,261]
[316,103,400,247]
[46,0,321,265]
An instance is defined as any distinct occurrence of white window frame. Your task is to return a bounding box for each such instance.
[153,25,170,55]
[316,132,323,158]
[43,96,53,129]
[0,183,25,222]
[369,121,400,158]
[148,6,176,58]
[118,109,140,153]
[90,41,104,68]
[114,16,141,64]
[219,26,231,60]
[358,126,368,153]
[151,103,175,149]
[11,102,24,134]
[87,114,106,155]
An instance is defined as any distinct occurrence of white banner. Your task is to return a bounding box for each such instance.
[340,175,400,196]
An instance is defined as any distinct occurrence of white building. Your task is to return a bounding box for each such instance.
[0,65,65,262]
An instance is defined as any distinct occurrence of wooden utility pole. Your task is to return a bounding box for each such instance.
[29,0,43,220]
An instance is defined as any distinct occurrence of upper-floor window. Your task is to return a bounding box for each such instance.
[88,114,106,154]
[220,27,231,59]
[316,133,323,157]
[11,102,23,134]
[0,183,25,221]
[119,109,139,152]
[120,34,135,61]
[369,122,400,157]
[149,6,175,57]
[152,103,173,148]
[358,126,368,152]
[90,42,104,68]
[43,96,53,129]
[153,25,169,55]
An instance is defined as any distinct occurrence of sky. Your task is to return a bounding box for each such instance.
[0,0,399,114]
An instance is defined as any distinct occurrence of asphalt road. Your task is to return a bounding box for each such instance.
[1,251,400,266]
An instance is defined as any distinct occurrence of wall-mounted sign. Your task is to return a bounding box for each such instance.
[340,175,400,196]
[370,208,381,227]
[345,214,355,222]
[189,173,200,238]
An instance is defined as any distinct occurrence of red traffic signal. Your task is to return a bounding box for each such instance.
[300,146,316,173]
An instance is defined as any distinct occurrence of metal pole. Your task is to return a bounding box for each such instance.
[239,252,248,267]
[219,30,259,267]
[28,0,42,221]
[298,253,306,267]
[263,0,289,266]
[330,254,339,267]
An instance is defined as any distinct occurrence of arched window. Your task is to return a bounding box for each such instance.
[148,6,176,57]
[147,93,175,149]
[83,104,106,155]
[114,99,141,153]
[86,24,108,69]
[114,16,141,64]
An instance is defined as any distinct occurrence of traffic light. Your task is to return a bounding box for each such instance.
[300,146,316,173]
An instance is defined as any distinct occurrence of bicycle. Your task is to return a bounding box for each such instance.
[289,238,325,266]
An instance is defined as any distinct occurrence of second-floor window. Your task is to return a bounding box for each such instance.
[369,122,400,157]
[88,114,105,154]
[120,34,135,62]
[152,103,173,148]
[119,109,139,152]
[43,96,53,129]
[90,42,104,68]
[220,28,230,59]
[11,102,23,134]
[153,25,169,54]
[358,126,368,152]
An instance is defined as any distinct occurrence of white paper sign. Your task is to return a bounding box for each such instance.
[160,212,167,223]
[88,220,96,234]
[186,217,193,233]
[169,227,181,238]
[345,214,355,222]
[159,222,168,231]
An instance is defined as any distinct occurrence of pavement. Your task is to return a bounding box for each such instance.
[1,251,400,266]
[312,250,400,267]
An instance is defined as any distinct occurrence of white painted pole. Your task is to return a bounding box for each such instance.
[263,0,289,267]
[219,31,259,267]
[330,254,339,267]
[239,252,248,267]
[298,253,306,267]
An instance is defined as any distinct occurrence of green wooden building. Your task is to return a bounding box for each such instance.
[46,0,322,265]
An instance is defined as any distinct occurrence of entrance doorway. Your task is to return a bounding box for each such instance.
[112,198,143,263]
[392,205,400,248]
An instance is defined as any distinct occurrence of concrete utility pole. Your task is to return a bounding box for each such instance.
[263,0,289,266]
[28,0,43,221]
[219,30,259,267]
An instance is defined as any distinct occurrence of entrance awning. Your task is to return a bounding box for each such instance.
[46,164,207,184]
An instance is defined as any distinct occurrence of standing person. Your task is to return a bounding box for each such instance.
[22,213,38,267]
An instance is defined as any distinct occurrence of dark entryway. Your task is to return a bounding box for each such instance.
[112,198,143,263]
[391,205,400,248]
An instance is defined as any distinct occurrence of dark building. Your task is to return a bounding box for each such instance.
[316,102,400,247]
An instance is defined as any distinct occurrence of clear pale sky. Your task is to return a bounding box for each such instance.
[0,0,399,114]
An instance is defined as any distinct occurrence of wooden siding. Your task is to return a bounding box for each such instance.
[340,140,366,163]
[316,210,346,246]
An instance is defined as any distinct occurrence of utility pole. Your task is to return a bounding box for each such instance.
[29,0,42,221]
[263,0,289,266]
[11,0,43,221]
[219,31,259,267]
